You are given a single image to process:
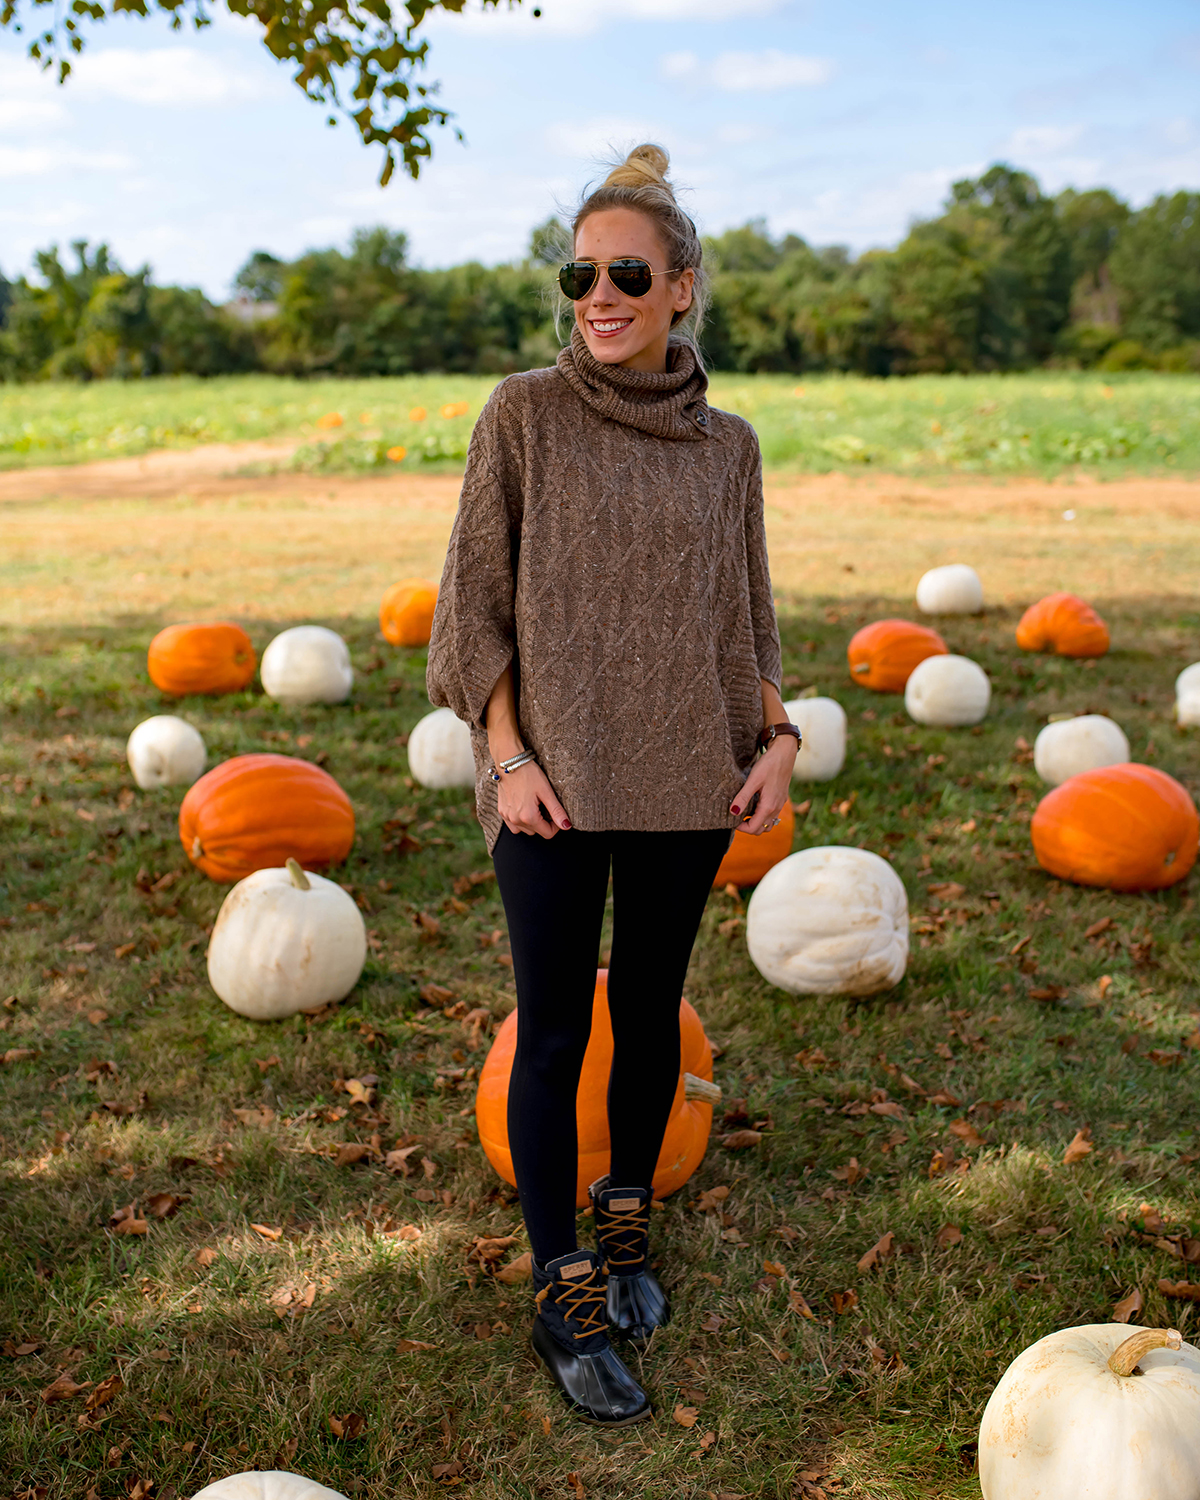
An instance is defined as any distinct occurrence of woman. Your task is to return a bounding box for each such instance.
[427,143,798,1426]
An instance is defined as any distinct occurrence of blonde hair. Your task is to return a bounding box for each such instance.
[570,143,709,353]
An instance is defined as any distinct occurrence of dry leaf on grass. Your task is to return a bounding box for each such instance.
[41,1374,91,1402]
[381,1223,421,1242]
[721,1129,763,1150]
[788,1288,815,1319]
[832,1157,866,1186]
[869,1100,906,1121]
[255,1055,280,1073]
[85,1374,123,1410]
[431,1461,462,1482]
[936,1225,963,1248]
[693,1185,730,1213]
[495,1251,533,1284]
[333,1143,374,1168]
[143,1192,188,1220]
[1158,1279,1200,1301]
[251,1223,283,1241]
[2,1340,41,1356]
[927,1088,963,1107]
[1063,1127,1094,1165]
[831,1288,859,1315]
[396,1338,438,1352]
[1112,1288,1143,1323]
[857,1231,896,1273]
[385,1143,421,1175]
[673,1404,700,1428]
[108,1204,148,1236]
[232,1107,275,1128]
[328,1412,366,1439]
[566,1473,585,1500]
[194,1247,218,1268]
[1139,1203,1167,1233]
[948,1119,987,1147]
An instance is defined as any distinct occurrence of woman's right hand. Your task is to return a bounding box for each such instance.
[497,761,571,839]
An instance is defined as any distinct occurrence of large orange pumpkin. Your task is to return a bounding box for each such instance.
[147,623,256,697]
[1031,763,1198,891]
[1016,592,1109,658]
[476,969,719,1207]
[179,754,355,883]
[380,578,438,647]
[713,798,795,887]
[848,620,948,692]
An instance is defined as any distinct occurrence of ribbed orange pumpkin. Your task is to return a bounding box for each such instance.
[713,798,795,887]
[380,578,438,647]
[179,754,355,883]
[147,623,256,696]
[848,620,948,692]
[1016,592,1109,657]
[476,969,718,1207]
[1031,763,1198,891]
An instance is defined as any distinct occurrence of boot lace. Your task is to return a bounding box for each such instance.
[538,1265,609,1340]
[596,1198,649,1270]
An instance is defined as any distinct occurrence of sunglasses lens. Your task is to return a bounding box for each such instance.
[559,262,598,300]
[608,260,654,297]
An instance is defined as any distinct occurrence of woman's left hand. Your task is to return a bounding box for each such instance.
[730,737,797,836]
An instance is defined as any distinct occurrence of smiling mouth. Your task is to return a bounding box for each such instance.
[588,318,633,337]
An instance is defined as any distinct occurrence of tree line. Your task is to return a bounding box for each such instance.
[1,164,1197,382]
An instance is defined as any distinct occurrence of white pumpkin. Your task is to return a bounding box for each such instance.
[746,846,908,995]
[1034,714,1130,785]
[126,714,207,789]
[407,706,475,789]
[915,563,983,615]
[1175,662,1200,726]
[260,626,353,706]
[979,1324,1200,1500]
[207,860,366,1021]
[905,653,990,726]
[192,1473,349,1500]
[782,696,847,782]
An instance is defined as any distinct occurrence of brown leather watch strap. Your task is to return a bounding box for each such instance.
[757,722,802,754]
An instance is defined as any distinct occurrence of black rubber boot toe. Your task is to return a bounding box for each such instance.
[530,1250,651,1426]
[590,1177,671,1344]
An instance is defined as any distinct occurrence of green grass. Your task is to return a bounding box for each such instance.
[2,600,1199,1498]
[2,370,1199,478]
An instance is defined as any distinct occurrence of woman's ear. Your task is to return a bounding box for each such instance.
[674,267,695,315]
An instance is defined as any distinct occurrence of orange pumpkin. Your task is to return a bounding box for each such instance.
[147,623,256,697]
[713,797,795,887]
[476,969,719,1207]
[1016,592,1109,658]
[380,578,439,648]
[1031,763,1198,891]
[848,620,948,692]
[179,753,355,883]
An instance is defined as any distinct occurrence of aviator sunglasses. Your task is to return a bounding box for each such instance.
[558,257,682,301]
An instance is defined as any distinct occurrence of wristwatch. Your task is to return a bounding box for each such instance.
[757,722,803,754]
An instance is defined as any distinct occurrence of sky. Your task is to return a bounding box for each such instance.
[1,0,1198,299]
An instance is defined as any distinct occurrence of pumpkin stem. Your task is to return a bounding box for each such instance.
[684,1073,722,1105]
[191,835,203,859]
[1107,1327,1183,1377]
[286,858,311,891]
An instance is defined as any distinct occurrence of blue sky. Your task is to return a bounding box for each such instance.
[1,0,1198,298]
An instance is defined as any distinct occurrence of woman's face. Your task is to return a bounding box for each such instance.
[572,207,695,374]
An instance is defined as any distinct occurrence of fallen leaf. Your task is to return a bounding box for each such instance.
[788,1288,815,1319]
[700,1311,725,1333]
[334,1143,373,1168]
[869,1100,906,1121]
[1140,1202,1167,1234]
[673,1404,700,1428]
[567,1472,585,1500]
[928,882,966,901]
[255,1055,281,1073]
[880,1129,908,1154]
[108,1204,148,1236]
[1085,917,1113,939]
[1158,1278,1200,1302]
[85,1375,123,1410]
[42,1374,91,1402]
[396,1338,438,1352]
[721,1129,763,1149]
[832,1157,867,1186]
[693,1185,731,1212]
[1112,1287,1143,1323]
[936,1225,963,1248]
[232,1107,275,1128]
[251,1223,283,1241]
[948,1119,987,1147]
[495,1251,533,1284]
[385,1143,421,1175]
[857,1230,896,1273]
[431,1461,462,1482]
[1098,974,1113,999]
[831,1288,858,1315]
[1063,1127,1094,1165]
[419,983,456,1006]
[143,1192,188,1220]
[87,1009,108,1026]
[328,1412,366,1440]
[195,1247,218,1268]
[2,1340,42,1357]
[382,1224,421,1242]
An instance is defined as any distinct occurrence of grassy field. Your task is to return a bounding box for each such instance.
[2,369,1199,479]
[2,580,1199,1499]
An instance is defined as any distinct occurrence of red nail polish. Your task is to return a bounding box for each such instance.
[562,821,571,829]
[730,805,740,816]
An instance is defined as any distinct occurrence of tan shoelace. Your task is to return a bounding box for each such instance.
[596,1199,649,1270]
[536,1264,609,1340]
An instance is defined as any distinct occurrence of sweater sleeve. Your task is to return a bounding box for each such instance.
[743,436,783,693]
[426,383,524,728]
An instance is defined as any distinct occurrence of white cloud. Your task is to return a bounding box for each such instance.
[0,145,132,179]
[1000,124,1083,157]
[714,122,768,146]
[0,98,72,132]
[69,47,268,107]
[544,116,673,161]
[662,48,833,91]
[1164,117,1194,146]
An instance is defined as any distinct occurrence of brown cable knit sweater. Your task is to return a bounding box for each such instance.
[426,326,782,854]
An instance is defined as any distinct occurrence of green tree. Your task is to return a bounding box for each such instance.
[0,0,532,185]
[1108,191,1200,349]
[234,251,287,304]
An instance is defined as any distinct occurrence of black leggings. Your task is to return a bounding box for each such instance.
[491,824,731,1263]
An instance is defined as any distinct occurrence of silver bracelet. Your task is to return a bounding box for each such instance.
[488,748,538,782]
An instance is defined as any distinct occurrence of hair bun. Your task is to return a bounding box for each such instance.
[602,142,673,196]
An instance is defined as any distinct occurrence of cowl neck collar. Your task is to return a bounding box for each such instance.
[555,324,710,441]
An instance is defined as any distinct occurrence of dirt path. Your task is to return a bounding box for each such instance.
[1,445,1198,627]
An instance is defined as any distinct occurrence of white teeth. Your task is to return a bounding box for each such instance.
[592,320,629,332]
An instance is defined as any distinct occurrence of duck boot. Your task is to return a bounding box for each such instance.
[589,1177,670,1344]
[530,1249,651,1426]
